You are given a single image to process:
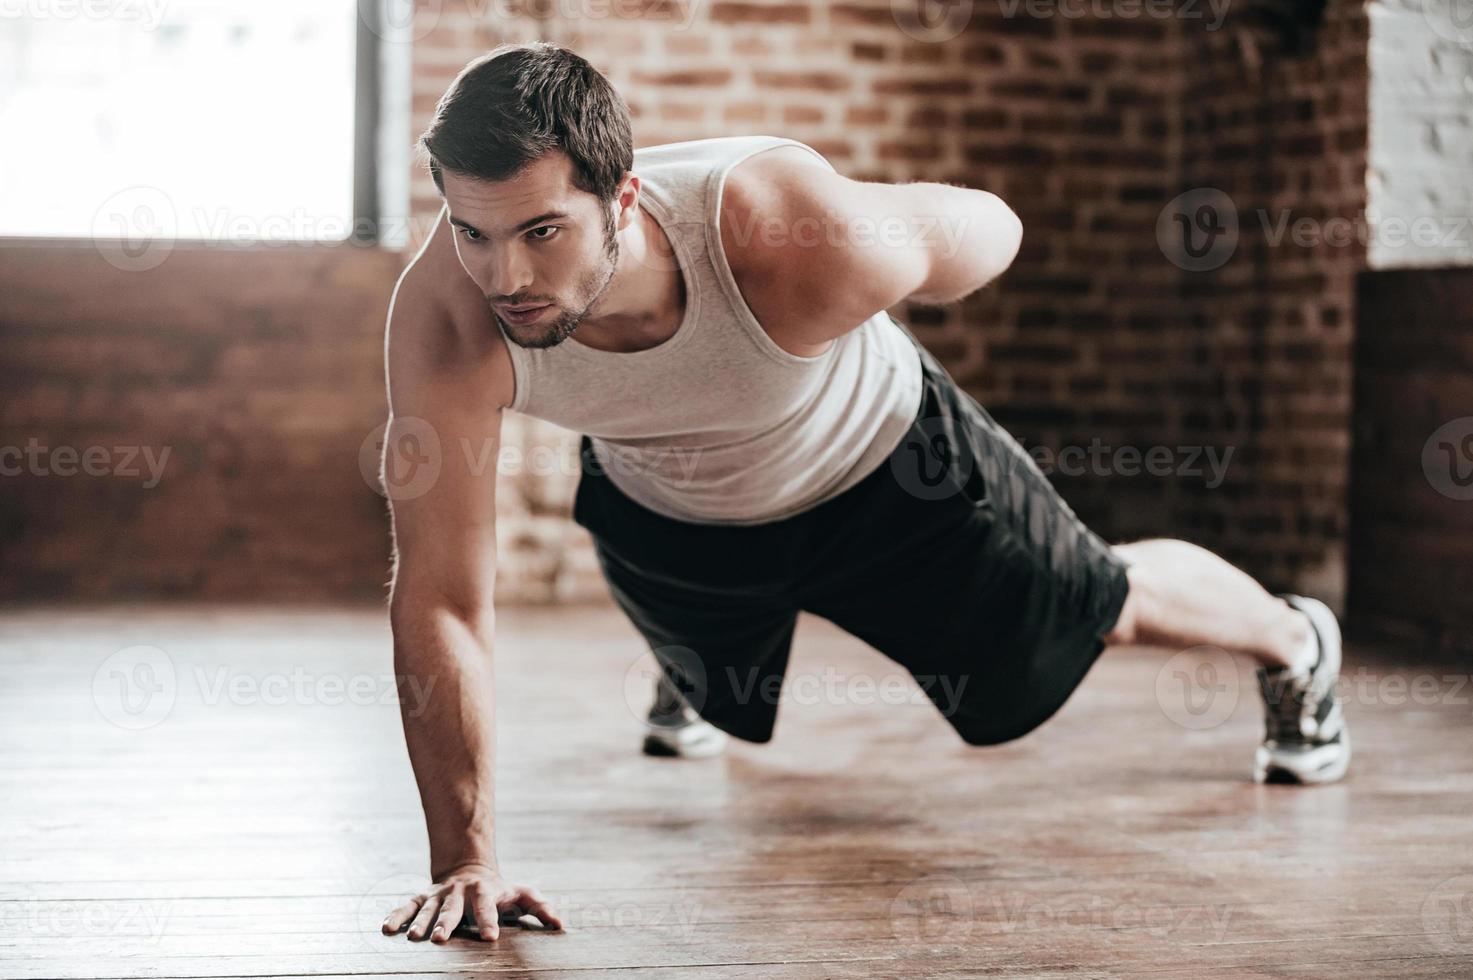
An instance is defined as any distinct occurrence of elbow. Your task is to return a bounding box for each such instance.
[389,585,496,656]
[912,193,1023,306]
[986,192,1023,281]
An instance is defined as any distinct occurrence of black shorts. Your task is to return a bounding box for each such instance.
[571,317,1131,746]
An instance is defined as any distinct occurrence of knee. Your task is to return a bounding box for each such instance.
[1101,558,1151,647]
[947,708,1046,747]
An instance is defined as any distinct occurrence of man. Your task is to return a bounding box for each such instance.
[379,42,1350,945]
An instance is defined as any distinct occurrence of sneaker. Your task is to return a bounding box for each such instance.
[642,673,729,758]
[1253,594,1351,784]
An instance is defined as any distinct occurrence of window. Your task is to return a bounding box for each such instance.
[0,0,370,243]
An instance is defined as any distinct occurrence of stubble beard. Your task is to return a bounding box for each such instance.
[502,206,621,351]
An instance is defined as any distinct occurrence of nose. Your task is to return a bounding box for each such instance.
[477,247,533,301]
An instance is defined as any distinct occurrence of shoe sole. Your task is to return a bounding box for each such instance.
[1254,730,1352,784]
[642,724,729,759]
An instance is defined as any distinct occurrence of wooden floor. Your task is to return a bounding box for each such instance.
[1,603,1470,979]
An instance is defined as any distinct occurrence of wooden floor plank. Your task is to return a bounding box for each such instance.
[1,603,1470,978]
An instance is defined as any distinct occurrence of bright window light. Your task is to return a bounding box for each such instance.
[0,0,358,242]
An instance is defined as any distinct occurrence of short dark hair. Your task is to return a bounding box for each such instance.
[418,42,633,203]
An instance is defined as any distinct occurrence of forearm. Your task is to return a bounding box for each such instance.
[391,601,499,880]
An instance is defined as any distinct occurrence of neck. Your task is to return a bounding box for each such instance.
[573,204,685,353]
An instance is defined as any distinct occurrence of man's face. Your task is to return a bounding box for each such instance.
[442,151,620,349]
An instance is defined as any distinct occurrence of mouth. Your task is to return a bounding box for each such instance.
[497,303,552,325]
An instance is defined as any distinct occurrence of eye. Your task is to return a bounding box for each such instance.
[527,225,559,242]
[458,226,483,242]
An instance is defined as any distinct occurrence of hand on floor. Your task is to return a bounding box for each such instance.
[381,862,564,942]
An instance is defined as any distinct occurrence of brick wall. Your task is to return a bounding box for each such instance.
[410,1,1370,609]
[1170,1,1369,608]
[0,243,399,600]
[1,0,1382,608]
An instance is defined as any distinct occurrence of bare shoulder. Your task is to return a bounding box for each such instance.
[387,206,516,413]
[719,144,920,352]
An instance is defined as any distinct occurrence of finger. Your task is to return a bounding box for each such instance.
[407,893,442,941]
[381,896,423,935]
[508,886,564,931]
[470,887,501,941]
[431,889,464,943]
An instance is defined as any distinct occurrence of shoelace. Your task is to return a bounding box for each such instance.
[1259,667,1323,744]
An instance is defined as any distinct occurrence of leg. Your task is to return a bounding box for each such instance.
[1102,538,1314,672]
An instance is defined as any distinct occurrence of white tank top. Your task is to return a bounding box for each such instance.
[499,134,924,525]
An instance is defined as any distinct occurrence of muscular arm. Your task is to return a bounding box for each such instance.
[723,150,1023,347]
[380,208,559,943]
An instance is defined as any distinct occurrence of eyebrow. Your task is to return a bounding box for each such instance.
[448,210,571,237]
